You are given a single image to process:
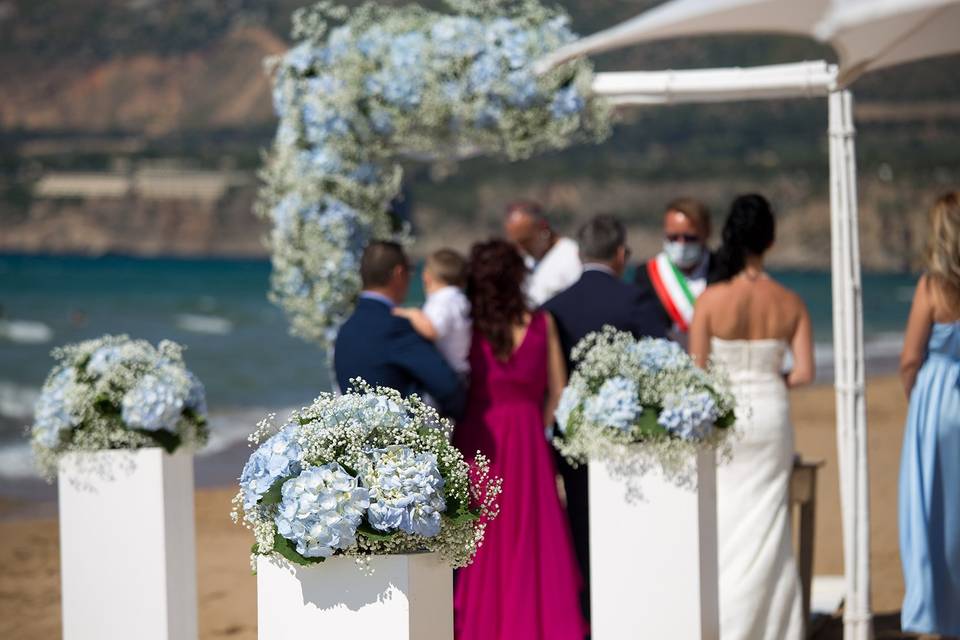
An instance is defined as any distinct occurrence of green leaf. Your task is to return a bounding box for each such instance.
[444,495,479,524]
[715,411,736,429]
[272,533,324,566]
[135,428,182,453]
[634,407,668,438]
[259,476,289,507]
[358,522,398,541]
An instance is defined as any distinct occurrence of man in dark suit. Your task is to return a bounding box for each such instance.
[542,215,667,622]
[633,197,720,346]
[334,241,465,418]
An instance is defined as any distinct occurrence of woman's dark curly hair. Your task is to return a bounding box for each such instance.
[467,239,529,361]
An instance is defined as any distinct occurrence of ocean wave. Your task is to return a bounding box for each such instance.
[0,382,39,420]
[0,319,53,344]
[0,405,294,479]
[175,313,234,335]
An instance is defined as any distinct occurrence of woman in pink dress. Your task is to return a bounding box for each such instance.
[453,239,587,640]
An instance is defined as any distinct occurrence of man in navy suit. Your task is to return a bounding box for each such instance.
[334,241,465,418]
[542,215,667,622]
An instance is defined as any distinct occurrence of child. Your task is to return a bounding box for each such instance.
[394,249,472,378]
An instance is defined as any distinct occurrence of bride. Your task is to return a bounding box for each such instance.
[689,194,814,640]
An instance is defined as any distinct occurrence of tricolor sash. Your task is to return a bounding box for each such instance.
[646,253,696,332]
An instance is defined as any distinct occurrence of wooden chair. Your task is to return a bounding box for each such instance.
[791,457,825,638]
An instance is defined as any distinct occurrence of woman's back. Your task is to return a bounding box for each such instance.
[702,275,805,342]
[467,312,548,411]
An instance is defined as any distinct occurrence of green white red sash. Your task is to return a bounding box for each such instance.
[646,253,696,332]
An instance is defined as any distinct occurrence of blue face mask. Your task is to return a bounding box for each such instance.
[663,241,704,269]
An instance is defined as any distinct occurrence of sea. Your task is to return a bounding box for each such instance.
[0,254,918,498]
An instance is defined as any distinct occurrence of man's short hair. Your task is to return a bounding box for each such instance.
[505,198,544,220]
[666,197,712,239]
[360,241,407,288]
[425,249,468,288]
[577,214,626,262]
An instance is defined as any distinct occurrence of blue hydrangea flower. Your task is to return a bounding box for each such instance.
[487,18,529,70]
[274,462,370,558]
[184,371,207,418]
[503,70,539,107]
[658,390,719,441]
[283,42,320,73]
[430,16,484,58]
[632,338,688,372]
[468,53,501,94]
[239,423,303,511]
[362,446,446,537]
[121,371,187,432]
[324,393,412,432]
[297,147,343,176]
[554,385,582,434]
[32,367,81,448]
[357,25,389,58]
[584,376,642,432]
[550,85,585,118]
[86,346,124,377]
[301,101,350,146]
[369,109,394,135]
[325,26,353,64]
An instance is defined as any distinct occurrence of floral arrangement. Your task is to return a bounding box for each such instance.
[554,327,736,488]
[30,335,208,478]
[259,0,611,349]
[233,382,501,569]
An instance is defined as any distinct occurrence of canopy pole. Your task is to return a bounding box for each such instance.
[828,88,873,640]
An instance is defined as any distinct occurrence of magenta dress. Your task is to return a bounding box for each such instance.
[453,311,587,640]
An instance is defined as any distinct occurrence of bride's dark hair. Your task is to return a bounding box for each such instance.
[467,239,529,361]
[713,194,776,282]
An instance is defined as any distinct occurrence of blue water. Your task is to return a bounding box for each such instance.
[0,254,918,452]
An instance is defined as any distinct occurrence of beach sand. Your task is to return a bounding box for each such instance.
[0,375,910,639]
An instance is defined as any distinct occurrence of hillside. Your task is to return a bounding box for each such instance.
[0,0,958,267]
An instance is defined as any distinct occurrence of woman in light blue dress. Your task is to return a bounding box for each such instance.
[898,191,960,636]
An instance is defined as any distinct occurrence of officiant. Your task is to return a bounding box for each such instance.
[634,197,719,347]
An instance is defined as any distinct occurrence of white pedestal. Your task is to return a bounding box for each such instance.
[257,553,453,640]
[589,449,719,640]
[58,448,197,640]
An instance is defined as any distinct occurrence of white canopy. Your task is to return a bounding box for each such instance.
[584,60,877,638]
[537,0,960,85]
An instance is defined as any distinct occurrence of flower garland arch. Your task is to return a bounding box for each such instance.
[258,0,611,349]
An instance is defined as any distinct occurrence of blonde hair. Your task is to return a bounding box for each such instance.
[426,248,468,288]
[925,191,960,309]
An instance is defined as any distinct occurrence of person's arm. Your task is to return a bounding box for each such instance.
[786,299,815,388]
[543,312,568,427]
[900,275,934,396]
[688,289,713,368]
[393,307,438,341]
[391,327,465,419]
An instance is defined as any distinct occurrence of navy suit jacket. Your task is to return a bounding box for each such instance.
[334,297,465,418]
[542,269,668,371]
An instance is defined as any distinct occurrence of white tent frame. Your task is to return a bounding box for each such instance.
[589,61,872,639]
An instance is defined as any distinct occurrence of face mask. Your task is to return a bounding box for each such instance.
[663,241,704,269]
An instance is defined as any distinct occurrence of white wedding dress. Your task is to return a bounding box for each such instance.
[711,338,803,640]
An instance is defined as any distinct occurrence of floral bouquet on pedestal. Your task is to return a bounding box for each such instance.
[30,335,208,478]
[554,327,736,489]
[233,382,501,569]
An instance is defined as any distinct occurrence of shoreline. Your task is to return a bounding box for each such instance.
[0,374,909,639]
